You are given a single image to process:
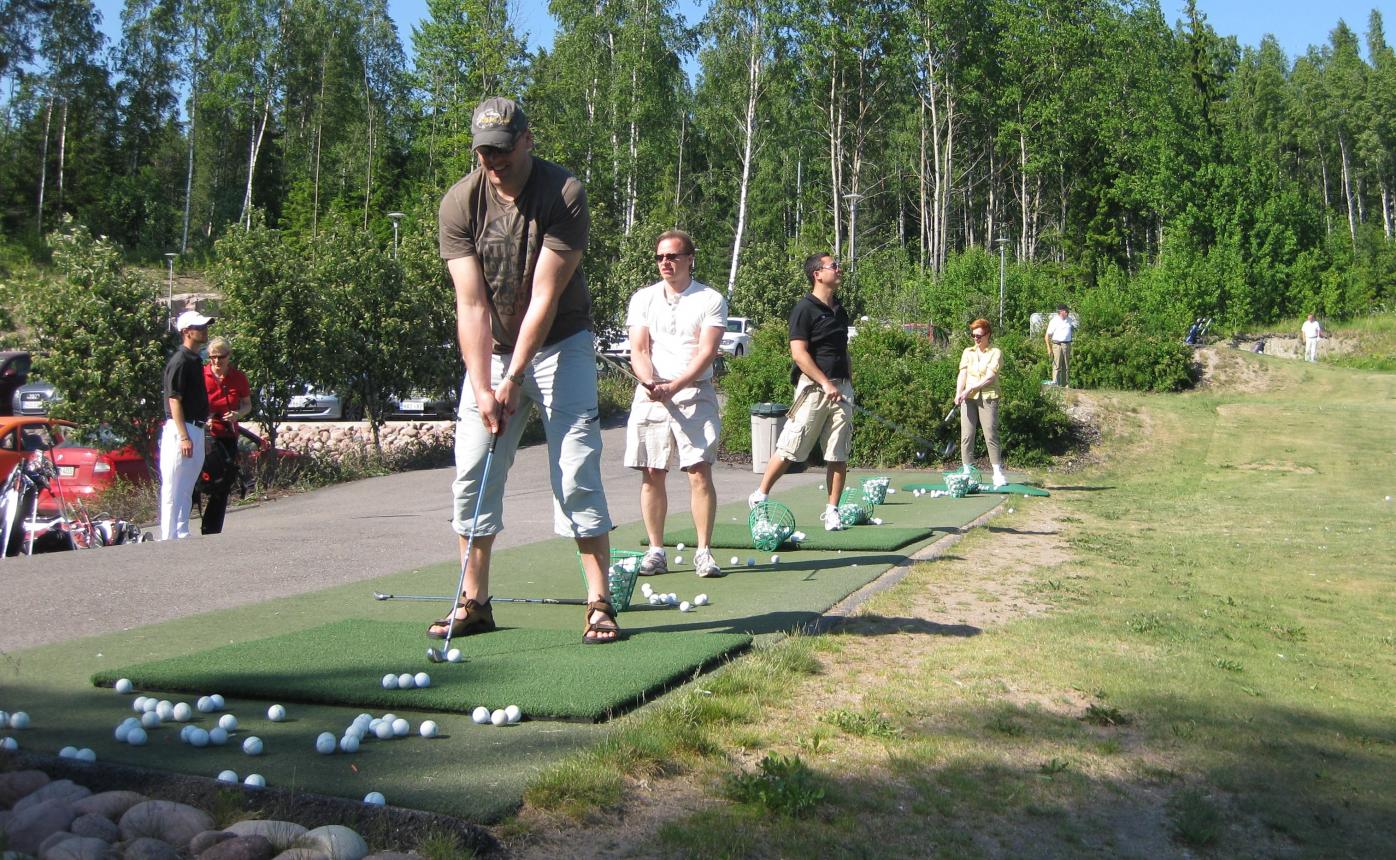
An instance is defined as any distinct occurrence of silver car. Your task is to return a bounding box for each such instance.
[286,385,351,421]
[12,380,58,416]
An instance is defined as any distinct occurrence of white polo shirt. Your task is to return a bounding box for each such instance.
[1046,315,1077,343]
[625,280,728,382]
[1302,319,1321,340]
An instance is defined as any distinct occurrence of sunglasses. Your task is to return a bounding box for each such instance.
[654,252,690,262]
[820,262,842,270]
[971,332,987,339]
[209,354,230,361]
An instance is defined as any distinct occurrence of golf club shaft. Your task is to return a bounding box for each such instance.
[849,402,939,452]
[595,349,652,390]
[435,433,498,659]
[381,591,587,606]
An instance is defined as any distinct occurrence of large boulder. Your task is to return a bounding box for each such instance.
[70,814,119,844]
[72,793,147,823]
[121,837,180,860]
[117,801,213,851]
[0,771,50,808]
[302,827,367,860]
[195,835,275,860]
[2,798,78,854]
[39,836,114,860]
[189,831,234,855]
[222,822,305,852]
[14,782,90,814]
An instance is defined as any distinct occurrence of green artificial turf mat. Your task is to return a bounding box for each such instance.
[901,481,1050,497]
[656,522,933,551]
[95,620,751,722]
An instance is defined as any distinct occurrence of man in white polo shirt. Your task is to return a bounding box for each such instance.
[1044,303,1077,387]
[1301,313,1322,362]
[625,229,728,579]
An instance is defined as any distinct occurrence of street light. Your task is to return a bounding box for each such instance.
[387,212,406,259]
[994,238,1010,328]
[165,252,177,331]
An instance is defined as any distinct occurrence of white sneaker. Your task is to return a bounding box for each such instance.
[992,467,1008,488]
[694,549,724,578]
[821,506,845,531]
[748,489,768,510]
[638,548,668,576]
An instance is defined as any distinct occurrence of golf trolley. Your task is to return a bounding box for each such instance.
[0,451,146,557]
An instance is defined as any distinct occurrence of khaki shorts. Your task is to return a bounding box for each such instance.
[624,381,721,471]
[774,377,853,463]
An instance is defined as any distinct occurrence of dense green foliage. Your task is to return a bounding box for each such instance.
[1069,335,1200,392]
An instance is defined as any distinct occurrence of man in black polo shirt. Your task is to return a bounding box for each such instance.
[160,310,213,540]
[747,252,853,532]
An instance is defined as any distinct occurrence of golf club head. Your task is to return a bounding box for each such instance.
[425,646,446,663]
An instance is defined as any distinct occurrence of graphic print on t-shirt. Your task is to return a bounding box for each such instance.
[478,207,529,319]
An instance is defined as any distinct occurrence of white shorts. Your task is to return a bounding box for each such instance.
[774,376,853,463]
[623,381,720,471]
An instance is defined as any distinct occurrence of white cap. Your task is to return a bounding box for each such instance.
[175,310,214,331]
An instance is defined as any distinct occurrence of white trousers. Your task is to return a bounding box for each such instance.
[1305,337,1318,362]
[160,419,206,540]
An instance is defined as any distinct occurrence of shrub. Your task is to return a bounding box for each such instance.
[1069,334,1197,392]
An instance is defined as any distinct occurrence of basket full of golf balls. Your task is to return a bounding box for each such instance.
[577,549,644,610]
[748,501,796,551]
[861,476,891,505]
[942,469,980,498]
[837,488,873,526]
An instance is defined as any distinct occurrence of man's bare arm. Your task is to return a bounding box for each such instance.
[495,247,583,412]
[447,255,503,433]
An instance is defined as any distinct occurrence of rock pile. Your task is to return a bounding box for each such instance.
[259,423,453,460]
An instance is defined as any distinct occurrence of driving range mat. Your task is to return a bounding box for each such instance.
[94,620,751,722]
[656,522,935,551]
[901,482,1050,497]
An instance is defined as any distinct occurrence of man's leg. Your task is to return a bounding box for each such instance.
[756,454,791,496]
[640,468,668,549]
[1061,342,1071,386]
[825,461,847,508]
[158,421,179,540]
[687,462,716,547]
[169,425,205,539]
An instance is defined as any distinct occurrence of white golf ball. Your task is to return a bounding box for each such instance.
[648,594,662,605]
[674,555,683,565]
[1007,507,1015,513]
[244,774,266,788]
[155,700,174,720]
[315,732,337,754]
[694,594,709,606]
[189,728,210,747]
[770,554,781,564]
[340,735,360,753]
[446,648,463,663]
[267,704,287,722]
[730,556,739,565]
[115,722,134,742]
[364,791,386,806]
[505,705,522,724]
[210,694,225,709]
[75,748,96,763]
[374,721,393,740]
[180,724,196,742]
[126,728,147,746]
[142,698,158,713]
[887,488,897,495]
[680,601,692,612]
[414,672,431,688]
[419,720,439,738]
[872,517,883,525]
[173,703,193,722]
[382,713,398,723]
[218,714,238,732]
[59,745,78,759]
[391,718,410,737]
[676,542,686,551]
[8,711,29,730]
[397,673,416,690]
[667,592,679,604]
[242,736,264,756]
[115,678,134,694]
[217,770,239,784]
[196,696,215,713]
[140,711,161,728]
[381,674,399,690]
[746,558,755,567]
[209,727,228,746]
[490,709,508,727]
[0,737,16,751]
[472,706,490,725]
[132,696,148,712]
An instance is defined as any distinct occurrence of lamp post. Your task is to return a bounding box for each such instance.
[164,252,177,331]
[387,211,405,259]
[994,238,1009,329]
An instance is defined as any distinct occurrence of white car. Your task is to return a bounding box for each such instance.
[720,317,753,357]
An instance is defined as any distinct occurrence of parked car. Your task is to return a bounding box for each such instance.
[0,417,147,515]
[286,385,357,421]
[0,351,31,417]
[385,390,456,421]
[721,317,753,357]
[12,380,58,416]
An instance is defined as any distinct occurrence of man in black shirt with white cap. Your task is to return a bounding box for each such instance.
[160,309,213,539]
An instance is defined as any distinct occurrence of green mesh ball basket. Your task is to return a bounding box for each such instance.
[576,548,644,611]
[942,471,978,498]
[748,501,796,551]
[861,477,891,505]
[839,488,874,524]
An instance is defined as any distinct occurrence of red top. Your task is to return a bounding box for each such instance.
[204,366,251,439]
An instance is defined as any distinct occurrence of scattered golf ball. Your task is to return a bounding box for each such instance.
[242,736,264,756]
[419,720,439,738]
[674,555,683,565]
[648,594,662,605]
[746,557,755,567]
[173,703,193,722]
[694,594,709,606]
[126,728,147,746]
[115,721,135,742]
[770,554,781,564]
[374,721,393,740]
[490,709,508,727]
[364,792,386,806]
[730,556,739,565]
[218,714,238,732]
[267,704,287,722]
[75,748,96,762]
[679,601,692,612]
[196,696,215,713]
[916,451,926,460]
[132,696,148,712]
[887,488,897,495]
[391,718,410,737]
[1007,507,1015,513]
[315,732,337,754]
[676,542,686,551]
[446,648,463,663]
[872,517,883,525]
[414,672,431,688]
[382,712,398,723]
[140,711,161,729]
[381,674,399,690]
[244,774,266,788]
[397,673,416,690]
[472,706,490,725]
[115,678,134,694]
[217,770,239,784]
[180,725,195,742]
[340,735,360,754]
[210,694,225,709]
[209,727,228,746]
[8,711,29,730]
[667,592,678,603]
[142,699,158,713]
[59,746,78,759]
[0,737,16,751]
[505,705,522,724]
[189,728,210,748]
[155,701,174,720]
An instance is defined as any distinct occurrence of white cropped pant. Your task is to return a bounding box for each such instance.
[160,419,205,540]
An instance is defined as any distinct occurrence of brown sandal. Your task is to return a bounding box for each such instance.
[426,598,496,639]
[582,598,623,644]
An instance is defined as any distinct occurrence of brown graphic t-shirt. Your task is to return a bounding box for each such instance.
[438,157,591,353]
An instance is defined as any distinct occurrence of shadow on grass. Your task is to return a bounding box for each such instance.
[1045,484,1116,492]
[983,526,1061,536]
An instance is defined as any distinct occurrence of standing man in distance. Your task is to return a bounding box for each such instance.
[1301,313,1322,362]
[1045,303,1077,387]
[433,96,620,645]
[748,253,854,532]
[160,310,214,540]
[626,230,728,579]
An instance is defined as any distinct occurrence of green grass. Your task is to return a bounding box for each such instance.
[1327,312,1396,372]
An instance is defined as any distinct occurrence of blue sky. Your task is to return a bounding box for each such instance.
[88,0,1396,65]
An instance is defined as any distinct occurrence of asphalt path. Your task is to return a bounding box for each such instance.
[0,423,821,653]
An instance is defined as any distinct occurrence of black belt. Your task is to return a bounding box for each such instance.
[190,419,208,429]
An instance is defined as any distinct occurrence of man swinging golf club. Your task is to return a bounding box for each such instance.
[748,252,854,532]
[625,229,728,579]
[431,96,620,646]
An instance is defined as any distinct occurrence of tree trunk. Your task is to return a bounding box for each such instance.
[36,95,52,232]
[240,95,272,229]
[56,98,67,212]
[726,14,763,296]
[1337,132,1358,249]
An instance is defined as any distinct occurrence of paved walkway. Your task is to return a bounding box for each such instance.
[0,425,821,653]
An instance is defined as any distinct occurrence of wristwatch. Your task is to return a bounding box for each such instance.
[506,371,525,385]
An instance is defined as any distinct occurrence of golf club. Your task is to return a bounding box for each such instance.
[377,591,662,609]
[427,432,498,664]
[848,401,940,456]
[595,349,652,390]
[941,403,959,459]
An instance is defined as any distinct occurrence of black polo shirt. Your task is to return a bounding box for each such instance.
[788,292,851,385]
[163,346,210,422]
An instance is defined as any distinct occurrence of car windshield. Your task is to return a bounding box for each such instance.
[725,320,743,333]
[57,426,127,449]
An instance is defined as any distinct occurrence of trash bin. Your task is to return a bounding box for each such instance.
[750,402,789,473]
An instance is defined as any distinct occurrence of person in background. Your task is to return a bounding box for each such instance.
[1045,303,1076,387]
[626,229,728,579]
[1301,313,1322,362]
[957,318,1008,488]
[199,337,252,535]
[160,310,213,540]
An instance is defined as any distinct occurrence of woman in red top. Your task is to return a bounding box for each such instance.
[200,337,252,534]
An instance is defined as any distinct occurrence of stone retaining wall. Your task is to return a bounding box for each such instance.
[250,421,454,458]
